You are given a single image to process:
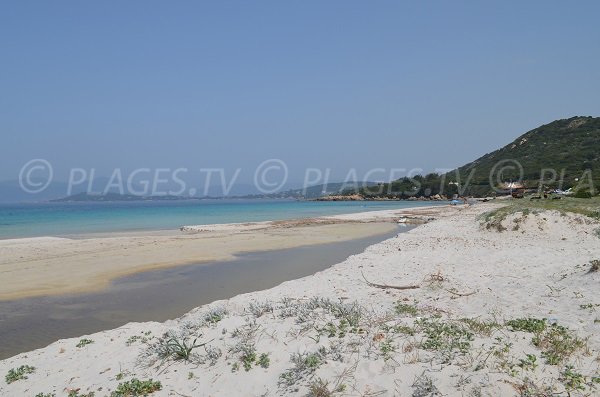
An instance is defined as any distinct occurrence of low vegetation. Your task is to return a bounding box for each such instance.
[67,390,95,397]
[8,292,597,395]
[150,332,209,363]
[110,378,161,397]
[5,365,35,384]
[306,378,346,397]
[76,338,94,348]
[481,196,600,232]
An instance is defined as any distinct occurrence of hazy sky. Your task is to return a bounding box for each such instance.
[2,1,599,184]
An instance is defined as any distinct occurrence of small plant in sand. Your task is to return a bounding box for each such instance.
[506,318,547,333]
[514,378,553,397]
[239,344,258,371]
[126,331,153,346]
[416,318,474,358]
[460,318,500,337]
[161,334,208,361]
[203,307,228,325]
[196,345,222,366]
[140,330,211,366]
[34,393,56,397]
[110,378,162,397]
[411,372,440,397]
[5,365,35,384]
[379,338,396,360]
[76,338,94,348]
[589,259,600,273]
[506,318,585,365]
[472,336,516,374]
[533,324,585,365]
[579,303,600,311]
[67,390,95,397]
[229,317,271,371]
[279,351,325,389]
[391,324,416,336]
[229,342,270,371]
[288,297,363,330]
[394,302,419,317]
[560,365,587,393]
[247,301,274,318]
[257,353,271,368]
[517,354,538,372]
[306,378,346,397]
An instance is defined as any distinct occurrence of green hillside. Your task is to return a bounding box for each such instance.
[356,116,600,198]
[454,116,600,195]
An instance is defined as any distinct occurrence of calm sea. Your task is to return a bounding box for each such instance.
[0,199,443,239]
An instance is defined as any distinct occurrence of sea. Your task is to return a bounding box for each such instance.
[0,199,442,239]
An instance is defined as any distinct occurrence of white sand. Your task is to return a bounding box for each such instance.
[1,203,599,396]
[2,206,446,301]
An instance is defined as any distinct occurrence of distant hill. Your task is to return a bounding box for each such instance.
[51,192,197,202]
[355,116,600,198]
[453,116,600,195]
[48,182,377,202]
[239,181,377,199]
[0,177,149,203]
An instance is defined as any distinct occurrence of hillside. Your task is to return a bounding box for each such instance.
[237,182,377,199]
[454,116,600,195]
[356,116,600,198]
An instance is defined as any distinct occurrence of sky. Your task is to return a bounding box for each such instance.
[1,1,600,187]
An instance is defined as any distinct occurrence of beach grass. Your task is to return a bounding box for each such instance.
[480,196,600,231]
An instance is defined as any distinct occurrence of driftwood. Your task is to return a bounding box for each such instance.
[361,271,420,290]
[444,288,477,297]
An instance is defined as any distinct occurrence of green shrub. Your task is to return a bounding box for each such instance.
[5,365,35,384]
[506,318,547,333]
[394,302,418,317]
[574,189,593,198]
[257,353,270,368]
[110,378,162,396]
[533,324,585,365]
[416,319,474,355]
[67,390,95,397]
[76,339,94,348]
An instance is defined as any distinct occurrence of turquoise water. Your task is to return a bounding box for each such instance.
[0,199,443,239]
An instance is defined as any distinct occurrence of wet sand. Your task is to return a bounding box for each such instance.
[0,226,412,359]
[0,221,397,300]
[0,206,452,301]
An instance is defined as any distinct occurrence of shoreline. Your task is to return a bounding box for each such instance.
[0,204,600,397]
[1,202,599,396]
[0,227,409,360]
[0,200,448,241]
[0,205,456,301]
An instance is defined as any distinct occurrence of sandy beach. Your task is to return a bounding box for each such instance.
[0,205,449,301]
[1,202,599,396]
